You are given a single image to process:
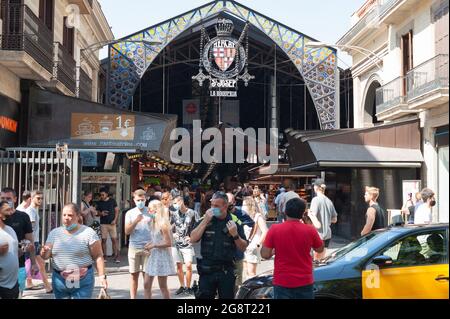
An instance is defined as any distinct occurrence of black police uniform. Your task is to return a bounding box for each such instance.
[195,213,247,299]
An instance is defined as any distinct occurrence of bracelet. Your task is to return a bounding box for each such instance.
[98,275,107,280]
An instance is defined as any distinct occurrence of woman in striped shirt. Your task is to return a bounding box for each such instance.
[40,203,108,299]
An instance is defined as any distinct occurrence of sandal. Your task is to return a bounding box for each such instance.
[25,284,44,291]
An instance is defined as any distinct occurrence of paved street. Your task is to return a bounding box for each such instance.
[22,237,348,300]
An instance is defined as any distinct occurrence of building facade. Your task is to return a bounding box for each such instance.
[0,0,113,140]
[338,0,449,223]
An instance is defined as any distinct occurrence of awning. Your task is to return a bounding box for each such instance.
[286,118,424,170]
[27,87,177,158]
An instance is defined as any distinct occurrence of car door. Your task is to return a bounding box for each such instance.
[362,228,449,299]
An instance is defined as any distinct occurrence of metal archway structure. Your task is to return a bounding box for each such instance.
[108,0,339,129]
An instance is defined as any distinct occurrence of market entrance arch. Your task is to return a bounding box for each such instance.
[108,0,339,130]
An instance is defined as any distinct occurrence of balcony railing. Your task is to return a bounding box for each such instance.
[376,54,449,115]
[79,67,93,100]
[338,5,380,45]
[406,54,449,101]
[376,76,406,114]
[0,4,54,75]
[54,43,76,93]
[378,0,401,17]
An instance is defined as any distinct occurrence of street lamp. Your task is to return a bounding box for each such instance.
[305,41,383,69]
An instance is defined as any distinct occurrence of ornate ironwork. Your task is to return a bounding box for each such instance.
[107,0,338,129]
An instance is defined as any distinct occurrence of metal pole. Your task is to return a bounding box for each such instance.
[12,151,17,190]
[270,44,278,147]
[42,151,48,240]
[5,151,10,189]
[18,152,23,199]
[304,84,307,130]
[55,152,60,227]
[335,67,340,129]
[49,152,54,230]
[71,151,80,205]
[162,49,166,114]
[25,151,29,192]
[37,151,41,190]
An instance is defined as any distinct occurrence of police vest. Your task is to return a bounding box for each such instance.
[200,213,238,265]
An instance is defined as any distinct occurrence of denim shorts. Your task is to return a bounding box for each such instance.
[52,266,95,299]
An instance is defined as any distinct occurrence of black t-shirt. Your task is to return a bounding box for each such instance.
[371,203,387,231]
[4,210,33,267]
[96,198,118,225]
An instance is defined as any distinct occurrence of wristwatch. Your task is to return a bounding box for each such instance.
[98,274,107,280]
[232,235,240,241]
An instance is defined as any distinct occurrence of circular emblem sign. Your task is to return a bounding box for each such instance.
[203,37,246,80]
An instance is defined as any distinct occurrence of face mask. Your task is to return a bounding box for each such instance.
[212,207,222,217]
[136,201,145,210]
[430,200,436,207]
[173,204,180,211]
[7,201,14,209]
[64,223,78,232]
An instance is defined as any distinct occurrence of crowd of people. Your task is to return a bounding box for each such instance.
[0,181,438,300]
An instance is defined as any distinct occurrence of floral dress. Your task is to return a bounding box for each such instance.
[145,229,176,277]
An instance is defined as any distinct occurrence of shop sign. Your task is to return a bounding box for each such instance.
[80,152,98,167]
[0,94,19,147]
[72,113,135,140]
[192,19,254,98]
[28,87,170,151]
[81,175,118,184]
[0,116,18,133]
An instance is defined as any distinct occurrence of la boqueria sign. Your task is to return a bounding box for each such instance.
[27,87,177,151]
[0,94,19,148]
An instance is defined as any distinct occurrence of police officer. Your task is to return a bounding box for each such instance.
[190,192,248,299]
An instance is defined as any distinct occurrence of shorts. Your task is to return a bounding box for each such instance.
[172,246,194,264]
[244,245,261,264]
[18,267,27,292]
[101,224,117,240]
[128,247,150,274]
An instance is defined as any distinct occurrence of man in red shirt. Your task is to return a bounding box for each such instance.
[261,197,324,299]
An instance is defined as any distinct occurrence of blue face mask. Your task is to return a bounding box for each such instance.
[64,223,78,232]
[136,201,145,210]
[212,207,222,217]
[172,204,180,211]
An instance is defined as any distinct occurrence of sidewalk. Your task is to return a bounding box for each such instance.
[22,236,349,299]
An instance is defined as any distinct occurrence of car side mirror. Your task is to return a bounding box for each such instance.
[372,255,393,267]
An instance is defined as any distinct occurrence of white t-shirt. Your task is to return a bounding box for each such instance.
[16,203,27,212]
[0,225,19,289]
[46,226,99,271]
[125,207,152,249]
[414,204,432,224]
[25,206,40,243]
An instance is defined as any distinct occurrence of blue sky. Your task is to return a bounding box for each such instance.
[98,0,366,67]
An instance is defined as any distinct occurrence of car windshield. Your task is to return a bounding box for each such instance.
[322,232,383,263]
